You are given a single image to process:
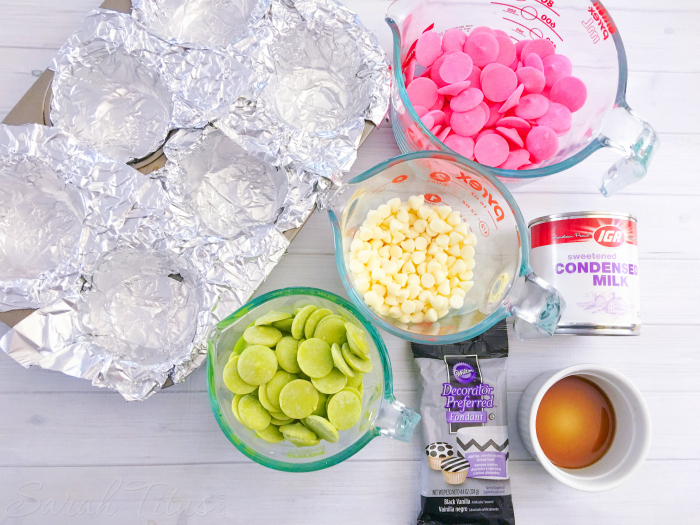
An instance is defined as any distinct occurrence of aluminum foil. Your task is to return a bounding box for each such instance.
[216,0,390,182]
[50,8,251,163]
[0,124,158,311]
[131,0,271,48]
[0,125,291,400]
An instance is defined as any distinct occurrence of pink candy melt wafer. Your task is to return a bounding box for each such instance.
[451,105,487,137]
[438,81,471,96]
[421,113,435,130]
[450,88,484,112]
[442,28,468,53]
[536,102,572,134]
[426,110,446,125]
[413,105,429,118]
[474,134,509,167]
[498,149,531,170]
[497,116,531,133]
[415,31,443,67]
[484,101,501,128]
[470,26,497,36]
[521,39,555,59]
[550,76,587,112]
[523,53,544,73]
[542,54,573,88]
[438,126,452,142]
[516,66,546,94]
[439,52,474,84]
[514,94,549,119]
[495,35,516,66]
[515,39,531,60]
[465,32,499,68]
[526,125,559,161]
[499,83,524,113]
[430,94,445,111]
[466,65,482,90]
[407,77,439,109]
[496,126,525,148]
[444,135,475,159]
[430,54,450,87]
[481,64,517,102]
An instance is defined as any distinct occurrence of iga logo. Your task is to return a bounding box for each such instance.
[594,225,625,247]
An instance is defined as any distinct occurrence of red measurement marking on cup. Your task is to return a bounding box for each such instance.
[425,193,442,203]
[392,175,408,183]
[492,2,563,42]
[430,172,451,183]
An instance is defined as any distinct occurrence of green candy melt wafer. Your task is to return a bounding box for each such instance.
[256,424,285,443]
[341,344,373,373]
[243,325,283,347]
[342,386,362,403]
[311,392,328,418]
[279,422,320,446]
[304,308,332,339]
[231,394,244,423]
[297,338,334,378]
[345,322,369,356]
[311,368,348,394]
[237,345,278,385]
[314,315,348,346]
[255,310,292,326]
[276,336,301,374]
[291,305,316,340]
[230,334,249,358]
[278,379,320,420]
[327,391,362,431]
[304,415,340,443]
[272,318,294,332]
[286,434,321,448]
[265,370,297,411]
[258,383,277,412]
[346,374,364,389]
[238,394,271,431]
[223,356,257,395]
[331,343,355,378]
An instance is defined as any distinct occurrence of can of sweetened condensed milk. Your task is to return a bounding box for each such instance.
[528,212,640,335]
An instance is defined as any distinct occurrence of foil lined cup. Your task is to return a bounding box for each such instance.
[50,8,251,164]
[0,124,158,311]
[131,0,272,48]
[216,0,391,182]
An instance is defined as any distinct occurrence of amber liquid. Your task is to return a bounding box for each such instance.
[535,375,616,469]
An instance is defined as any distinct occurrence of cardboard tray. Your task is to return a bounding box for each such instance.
[0,0,376,328]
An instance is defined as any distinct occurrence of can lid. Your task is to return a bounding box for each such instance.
[528,211,637,228]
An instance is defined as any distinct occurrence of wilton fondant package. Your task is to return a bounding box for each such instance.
[412,321,515,525]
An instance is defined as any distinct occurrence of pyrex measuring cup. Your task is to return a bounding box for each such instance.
[386,0,659,196]
[328,151,564,343]
[207,287,420,472]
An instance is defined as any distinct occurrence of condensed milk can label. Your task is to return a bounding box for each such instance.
[529,212,640,335]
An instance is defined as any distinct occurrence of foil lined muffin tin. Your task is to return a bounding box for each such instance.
[216,0,391,181]
[131,0,272,48]
[0,124,159,311]
[49,8,251,163]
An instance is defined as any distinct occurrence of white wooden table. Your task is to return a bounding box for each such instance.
[1,1,699,523]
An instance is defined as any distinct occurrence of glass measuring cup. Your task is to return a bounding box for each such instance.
[207,287,420,472]
[327,151,564,343]
[386,0,659,196]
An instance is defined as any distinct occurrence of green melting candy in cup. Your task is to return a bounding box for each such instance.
[304,415,340,443]
[304,308,332,339]
[313,315,348,346]
[256,424,285,443]
[223,356,257,395]
[238,345,278,385]
[280,422,321,447]
[276,336,302,374]
[279,379,320,420]
[243,325,283,347]
[345,322,369,356]
[297,338,334,378]
[311,368,348,394]
[238,394,271,431]
[341,344,373,373]
[255,310,292,326]
[291,305,316,340]
[331,343,355,378]
[272,318,294,332]
[265,370,297,410]
[327,391,362,431]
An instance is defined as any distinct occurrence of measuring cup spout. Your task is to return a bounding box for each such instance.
[375,396,421,442]
[599,103,660,196]
[507,273,565,339]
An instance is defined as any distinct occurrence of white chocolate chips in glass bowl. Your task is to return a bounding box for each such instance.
[348,195,476,325]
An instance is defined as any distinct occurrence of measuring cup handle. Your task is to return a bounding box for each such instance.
[599,103,660,197]
[375,396,420,442]
[509,272,565,339]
